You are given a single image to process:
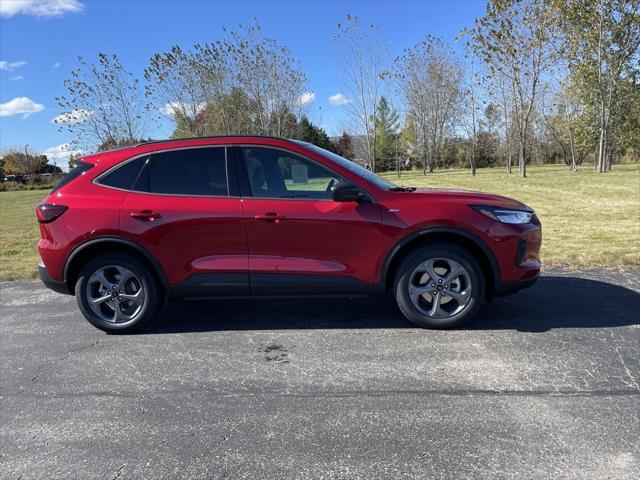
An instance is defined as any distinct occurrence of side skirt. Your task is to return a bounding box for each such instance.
[169,273,374,299]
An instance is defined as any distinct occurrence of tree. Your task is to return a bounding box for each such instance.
[296,116,334,151]
[372,96,400,171]
[541,78,597,170]
[396,36,463,174]
[226,21,307,136]
[335,15,390,172]
[146,21,307,138]
[0,150,44,175]
[145,45,213,137]
[613,77,640,161]
[554,0,640,172]
[461,54,483,176]
[56,53,149,150]
[467,0,558,177]
[335,132,355,160]
[68,153,83,170]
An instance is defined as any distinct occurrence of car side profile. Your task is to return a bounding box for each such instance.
[37,136,541,333]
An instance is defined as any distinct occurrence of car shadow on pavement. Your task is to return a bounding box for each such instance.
[144,276,640,334]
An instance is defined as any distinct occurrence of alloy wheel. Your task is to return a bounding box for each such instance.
[408,257,473,319]
[86,265,145,323]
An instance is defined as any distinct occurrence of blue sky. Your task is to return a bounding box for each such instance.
[0,0,485,165]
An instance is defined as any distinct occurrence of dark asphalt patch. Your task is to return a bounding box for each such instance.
[1,268,639,479]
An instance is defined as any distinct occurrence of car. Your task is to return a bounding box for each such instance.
[36,136,541,333]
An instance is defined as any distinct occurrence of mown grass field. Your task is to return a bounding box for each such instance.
[0,163,638,281]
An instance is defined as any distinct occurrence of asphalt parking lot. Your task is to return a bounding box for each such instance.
[1,268,639,479]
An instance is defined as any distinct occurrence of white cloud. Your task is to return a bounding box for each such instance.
[52,109,93,125]
[0,97,45,118]
[10,75,24,81]
[52,62,61,69]
[0,0,84,18]
[329,93,350,106]
[43,143,82,166]
[160,101,206,118]
[296,92,316,107]
[0,60,27,72]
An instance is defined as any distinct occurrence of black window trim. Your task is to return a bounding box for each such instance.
[93,145,239,198]
[233,144,375,202]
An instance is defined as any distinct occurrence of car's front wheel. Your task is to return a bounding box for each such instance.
[75,253,162,333]
[394,243,485,329]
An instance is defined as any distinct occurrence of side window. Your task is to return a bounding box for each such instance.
[146,147,228,196]
[98,156,148,191]
[240,147,341,200]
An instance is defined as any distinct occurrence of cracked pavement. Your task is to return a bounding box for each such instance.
[1,268,639,479]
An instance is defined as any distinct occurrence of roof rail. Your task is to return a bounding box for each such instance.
[135,135,298,147]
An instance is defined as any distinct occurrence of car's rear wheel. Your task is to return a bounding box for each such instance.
[394,243,485,329]
[75,253,162,333]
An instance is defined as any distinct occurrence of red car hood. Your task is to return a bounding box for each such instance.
[405,188,532,211]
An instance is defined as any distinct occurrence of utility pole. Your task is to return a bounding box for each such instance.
[24,145,29,176]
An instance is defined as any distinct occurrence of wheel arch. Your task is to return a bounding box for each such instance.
[381,227,500,297]
[63,237,170,295]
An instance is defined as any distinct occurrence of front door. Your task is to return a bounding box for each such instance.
[237,146,385,294]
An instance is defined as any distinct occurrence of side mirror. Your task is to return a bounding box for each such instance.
[332,181,364,203]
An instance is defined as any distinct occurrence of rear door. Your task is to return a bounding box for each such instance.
[118,146,248,293]
[237,145,385,294]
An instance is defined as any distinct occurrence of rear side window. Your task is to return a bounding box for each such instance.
[52,161,93,192]
[98,156,149,191]
[145,147,228,196]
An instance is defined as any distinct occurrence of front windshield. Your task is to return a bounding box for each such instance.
[297,142,398,190]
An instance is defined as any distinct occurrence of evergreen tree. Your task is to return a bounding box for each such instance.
[335,132,355,160]
[296,116,335,151]
[372,96,400,171]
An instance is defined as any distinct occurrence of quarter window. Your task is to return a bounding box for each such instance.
[99,156,149,191]
[240,147,341,200]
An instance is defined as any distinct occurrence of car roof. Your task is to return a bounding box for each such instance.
[136,135,304,148]
[81,136,314,170]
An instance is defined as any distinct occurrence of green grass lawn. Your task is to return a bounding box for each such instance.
[0,163,638,281]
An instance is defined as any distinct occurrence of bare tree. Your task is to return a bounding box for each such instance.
[334,15,390,172]
[145,21,306,138]
[223,21,307,136]
[145,45,215,137]
[56,53,149,150]
[396,36,463,174]
[467,0,558,177]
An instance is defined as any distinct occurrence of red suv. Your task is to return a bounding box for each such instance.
[37,136,541,332]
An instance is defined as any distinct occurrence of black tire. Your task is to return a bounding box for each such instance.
[394,242,485,329]
[75,253,162,333]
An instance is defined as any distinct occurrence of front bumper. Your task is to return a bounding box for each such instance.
[38,261,71,295]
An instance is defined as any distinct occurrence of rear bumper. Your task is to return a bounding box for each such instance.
[493,274,539,297]
[38,261,71,295]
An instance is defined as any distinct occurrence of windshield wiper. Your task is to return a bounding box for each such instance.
[388,186,416,192]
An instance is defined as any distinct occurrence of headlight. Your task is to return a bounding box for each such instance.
[471,205,534,224]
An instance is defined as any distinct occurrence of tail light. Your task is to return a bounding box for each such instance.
[36,204,68,223]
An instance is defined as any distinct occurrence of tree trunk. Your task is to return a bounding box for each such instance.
[518,139,527,178]
[471,145,477,177]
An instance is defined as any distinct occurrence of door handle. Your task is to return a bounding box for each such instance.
[130,210,162,221]
[254,212,286,223]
